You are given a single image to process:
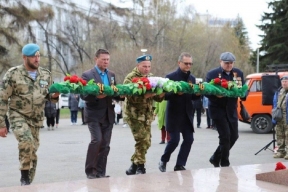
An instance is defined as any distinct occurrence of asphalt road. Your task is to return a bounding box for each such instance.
[0,115,280,188]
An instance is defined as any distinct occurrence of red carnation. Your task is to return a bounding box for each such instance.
[275,162,286,171]
[221,78,228,82]
[141,77,149,84]
[64,76,70,81]
[221,81,228,89]
[70,75,79,83]
[214,78,221,84]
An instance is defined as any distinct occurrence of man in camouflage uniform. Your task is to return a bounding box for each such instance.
[0,43,59,186]
[273,75,288,159]
[124,54,164,175]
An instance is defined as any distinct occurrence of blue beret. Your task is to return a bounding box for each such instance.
[22,43,40,56]
[281,75,288,81]
[220,52,236,62]
[136,54,152,63]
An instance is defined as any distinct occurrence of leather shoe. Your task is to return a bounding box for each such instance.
[158,161,167,172]
[126,163,137,175]
[209,156,220,167]
[96,174,110,178]
[159,141,165,144]
[87,174,97,179]
[20,178,30,186]
[174,165,186,171]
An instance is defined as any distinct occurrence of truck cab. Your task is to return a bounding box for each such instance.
[237,71,288,133]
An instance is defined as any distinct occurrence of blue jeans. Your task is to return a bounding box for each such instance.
[70,110,78,123]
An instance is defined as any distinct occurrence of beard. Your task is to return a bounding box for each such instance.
[26,58,39,70]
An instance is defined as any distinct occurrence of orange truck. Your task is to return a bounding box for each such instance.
[237,72,288,134]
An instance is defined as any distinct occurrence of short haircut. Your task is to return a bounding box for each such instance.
[95,49,110,57]
[178,52,192,62]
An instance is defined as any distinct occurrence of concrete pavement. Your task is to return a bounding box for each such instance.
[0,115,281,188]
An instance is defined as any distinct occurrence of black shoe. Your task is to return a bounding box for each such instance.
[158,161,167,172]
[20,170,30,186]
[197,125,201,128]
[87,174,97,179]
[96,174,110,178]
[209,156,220,167]
[136,164,146,174]
[159,141,165,144]
[174,165,186,171]
[126,163,137,175]
[82,123,87,125]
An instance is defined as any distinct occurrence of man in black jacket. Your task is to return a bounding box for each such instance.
[205,52,245,167]
[158,52,200,172]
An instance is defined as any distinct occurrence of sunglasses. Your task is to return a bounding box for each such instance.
[181,62,193,66]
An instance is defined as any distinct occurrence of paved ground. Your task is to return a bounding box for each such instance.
[0,115,281,188]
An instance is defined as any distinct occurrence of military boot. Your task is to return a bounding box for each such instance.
[136,164,146,174]
[273,152,286,158]
[20,170,30,186]
[126,163,137,175]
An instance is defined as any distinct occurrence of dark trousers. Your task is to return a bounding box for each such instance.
[212,118,238,167]
[85,120,113,176]
[55,109,60,124]
[80,108,85,124]
[46,117,55,127]
[205,108,211,127]
[192,108,202,126]
[161,128,194,166]
[70,110,78,123]
[5,115,9,132]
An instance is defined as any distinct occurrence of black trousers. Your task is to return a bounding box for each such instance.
[192,108,202,126]
[55,109,60,124]
[212,118,238,166]
[80,108,85,124]
[5,115,9,132]
[85,120,113,176]
[161,126,194,166]
[46,117,55,127]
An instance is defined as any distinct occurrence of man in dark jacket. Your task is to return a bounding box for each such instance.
[158,52,200,172]
[81,49,121,179]
[205,52,245,167]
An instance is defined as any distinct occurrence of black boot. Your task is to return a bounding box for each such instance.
[126,163,137,175]
[20,170,30,186]
[136,164,146,174]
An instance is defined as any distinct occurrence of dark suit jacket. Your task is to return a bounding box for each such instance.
[165,68,200,132]
[81,68,116,124]
[205,66,245,122]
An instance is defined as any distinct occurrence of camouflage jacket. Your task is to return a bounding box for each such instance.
[0,64,58,128]
[123,67,163,123]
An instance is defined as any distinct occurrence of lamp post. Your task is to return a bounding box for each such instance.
[256,48,260,73]
[141,49,147,55]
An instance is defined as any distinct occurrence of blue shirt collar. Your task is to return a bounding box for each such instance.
[95,66,108,74]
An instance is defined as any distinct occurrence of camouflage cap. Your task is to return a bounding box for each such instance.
[22,43,40,56]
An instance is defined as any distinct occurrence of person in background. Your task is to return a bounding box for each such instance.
[205,52,245,168]
[44,100,57,130]
[158,52,200,173]
[78,97,86,125]
[5,114,10,133]
[114,100,122,125]
[68,93,79,125]
[55,95,60,128]
[0,43,59,186]
[154,100,170,144]
[203,96,212,129]
[272,76,288,159]
[192,96,203,128]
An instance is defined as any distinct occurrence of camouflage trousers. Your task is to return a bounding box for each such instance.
[275,121,288,153]
[11,118,40,183]
[126,118,151,165]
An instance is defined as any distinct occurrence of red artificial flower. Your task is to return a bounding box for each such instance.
[79,79,87,86]
[132,77,140,83]
[140,77,149,84]
[145,83,152,90]
[221,78,228,82]
[221,81,228,89]
[138,84,143,89]
[275,162,286,171]
[214,78,221,84]
[64,76,70,81]
[70,75,79,83]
